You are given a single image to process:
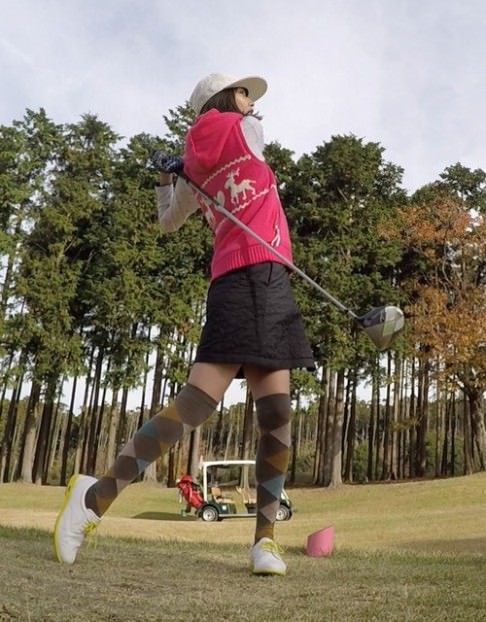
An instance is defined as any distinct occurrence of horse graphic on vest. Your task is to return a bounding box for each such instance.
[224,168,257,205]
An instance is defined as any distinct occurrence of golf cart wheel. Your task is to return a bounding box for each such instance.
[276,504,291,521]
[200,505,219,522]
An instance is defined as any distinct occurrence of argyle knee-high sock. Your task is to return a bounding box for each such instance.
[254,393,291,543]
[85,383,217,517]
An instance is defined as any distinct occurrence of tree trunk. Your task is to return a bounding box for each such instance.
[85,347,104,473]
[60,376,78,485]
[187,427,201,477]
[415,356,430,477]
[74,346,95,474]
[451,392,457,476]
[103,388,120,473]
[313,368,328,484]
[320,369,335,486]
[434,376,443,477]
[213,402,225,458]
[381,352,393,480]
[290,392,300,484]
[468,390,486,470]
[463,394,473,474]
[32,374,58,484]
[390,353,401,480]
[408,357,417,478]
[0,351,16,429]
[343,368,357,482]
[240,388,254,459]
[329,369,345,487]
[223,422,233,460]
[0,367,25,482]
[367,369,378,482]
[18,378,41,483]
[47,377,66,476]
[144,340,165,483]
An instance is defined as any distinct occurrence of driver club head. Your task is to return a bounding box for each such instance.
[356,305,405,351]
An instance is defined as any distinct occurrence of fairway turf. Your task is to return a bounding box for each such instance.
[1,474,486,620]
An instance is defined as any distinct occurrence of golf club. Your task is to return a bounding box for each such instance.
[179,172,404,351]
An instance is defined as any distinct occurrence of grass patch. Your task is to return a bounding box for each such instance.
[1,474,486,621]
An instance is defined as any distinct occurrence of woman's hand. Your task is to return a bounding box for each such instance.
[151,151,184,174]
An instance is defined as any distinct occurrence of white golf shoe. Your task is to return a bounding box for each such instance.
[250,537,287,576]
[53,474,100,564]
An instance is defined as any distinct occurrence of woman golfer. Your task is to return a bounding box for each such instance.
[53,72,314,576]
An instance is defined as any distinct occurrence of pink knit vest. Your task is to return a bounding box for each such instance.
[183,110,293,280]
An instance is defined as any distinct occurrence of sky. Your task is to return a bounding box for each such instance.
[2,0,486,194]
[1,0,486,407]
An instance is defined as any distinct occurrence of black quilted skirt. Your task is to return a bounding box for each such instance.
[195,262,315,376]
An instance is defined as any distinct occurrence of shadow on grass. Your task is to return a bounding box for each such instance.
[131,511,198,521]
[394,537,486,555]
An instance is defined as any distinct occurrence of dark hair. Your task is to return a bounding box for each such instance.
[199,88,262,119]
[199,88,242,115]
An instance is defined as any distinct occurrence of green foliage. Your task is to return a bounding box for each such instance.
[265,135,406,368]
[424,430,465,477]
[162,103,195,152]
[439,162,486,212]
[293,446,314,474]
[352,441,370,482]
[1,102,486,487]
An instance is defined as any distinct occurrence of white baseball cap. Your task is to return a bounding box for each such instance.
[189,73,267,115]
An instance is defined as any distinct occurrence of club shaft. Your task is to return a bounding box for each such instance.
[180,173,357,319]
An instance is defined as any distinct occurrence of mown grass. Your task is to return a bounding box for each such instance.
[1,474,486,621]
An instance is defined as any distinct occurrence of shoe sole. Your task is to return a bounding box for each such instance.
[52,473,81,563]
[250,564,287,576]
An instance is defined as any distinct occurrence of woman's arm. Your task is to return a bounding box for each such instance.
[156,173,199,232]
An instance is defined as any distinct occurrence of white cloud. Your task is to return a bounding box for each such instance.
[2,0,486,190]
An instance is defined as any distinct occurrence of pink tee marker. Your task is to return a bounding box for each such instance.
[305,525,335,557]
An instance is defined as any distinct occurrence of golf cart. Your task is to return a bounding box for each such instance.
[176,459,293,522]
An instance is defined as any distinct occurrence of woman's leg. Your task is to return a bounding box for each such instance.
[86,362,239,516]
[245,367,291,544]
[54,362,239,564]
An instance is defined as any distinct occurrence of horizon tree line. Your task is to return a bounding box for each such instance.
[1,105,486,488]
